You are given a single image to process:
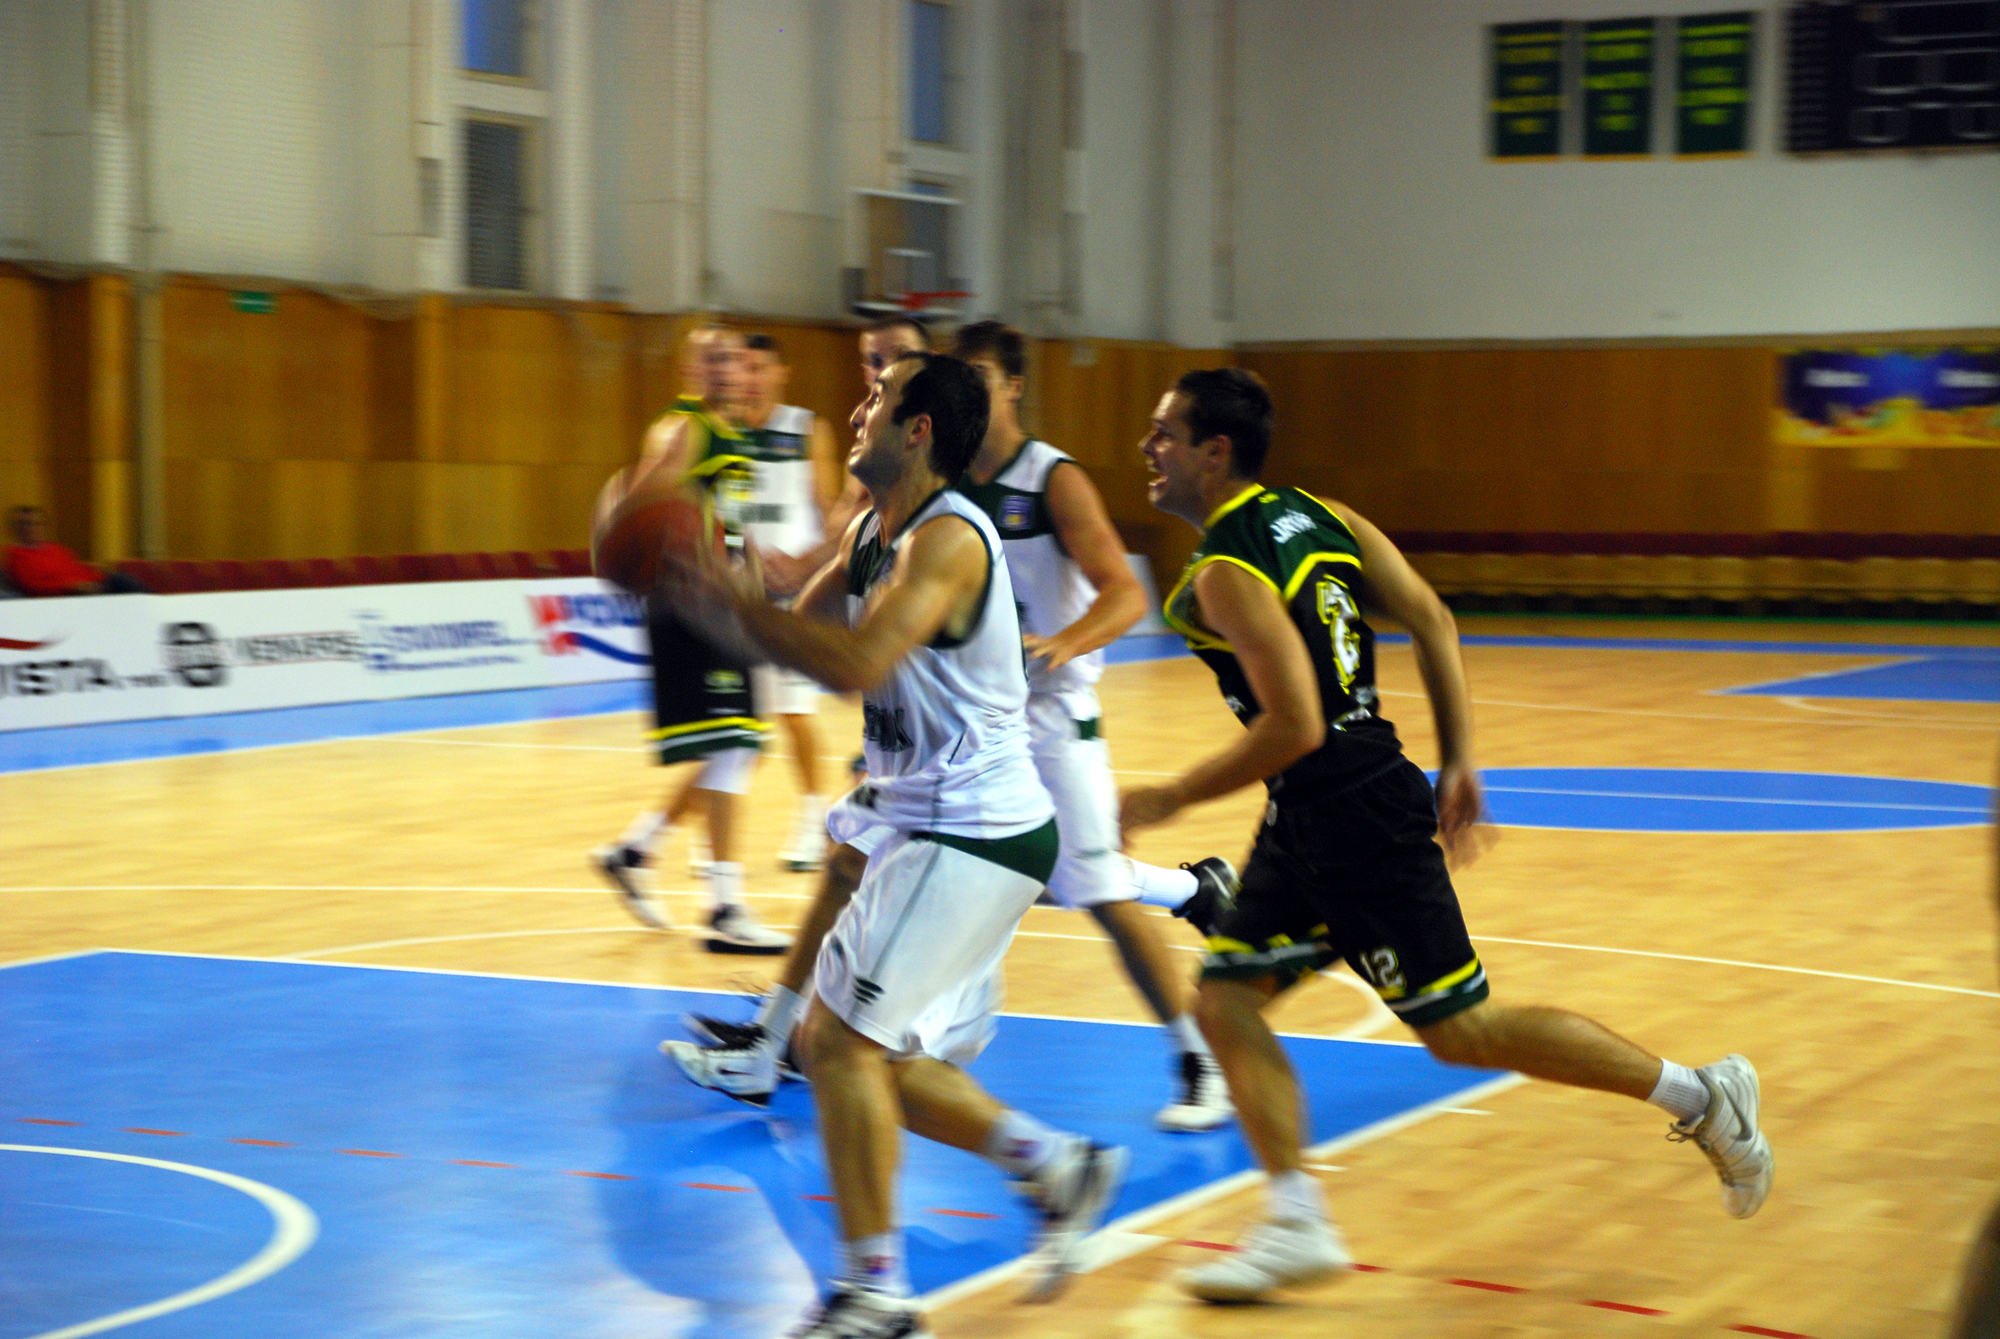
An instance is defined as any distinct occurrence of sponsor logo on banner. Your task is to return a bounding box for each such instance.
[2,624,173,700]
[356,611,530,674]
[161,623,229,688]
[160,622,367,688]
[528,589,648,665]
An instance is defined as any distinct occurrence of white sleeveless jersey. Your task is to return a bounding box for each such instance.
[837,489,1053,840]
[727,404,825,557]
[955,439,1103,698]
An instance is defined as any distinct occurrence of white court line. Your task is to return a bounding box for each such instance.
[919,1072,1530,1311]
[1778,694,2000,724]
[1716,655,1924,695]
[7,892,1996,998]
[4,1145,318,1339]
[1471,934,2000,998]
[1376,686,1999,732]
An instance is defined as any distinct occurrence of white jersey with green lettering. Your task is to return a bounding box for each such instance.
[827,488,1054,842]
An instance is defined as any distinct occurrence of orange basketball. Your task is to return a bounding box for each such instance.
[590,461,720,594]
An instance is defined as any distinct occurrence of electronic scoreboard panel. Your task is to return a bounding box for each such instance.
[1787,0,2000,150]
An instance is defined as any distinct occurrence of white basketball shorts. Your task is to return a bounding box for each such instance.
[1027,689,1130,910]
[752,663,820,718]
[814,830,1043,1064]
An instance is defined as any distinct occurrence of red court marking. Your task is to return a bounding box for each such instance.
[230,1138,293,1147]
[19,1118,81,1126]
[455,1160,515,1168]
[801,1195,836,1203]
[1177,1241,1241,1252]
[684,1182,751,1192]
[1729,1327,1813,1338]
[1450,1278,1528,1294]
[928,1209,1000,1220]
[1588,1300,1669,1316]
[123,1128,186,1137]
[339,1149,401,1158]
[568,1171,633,1181]
[1352,1263,1389,1273]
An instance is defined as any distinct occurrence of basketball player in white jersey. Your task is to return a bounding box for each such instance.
[662,352,1126,1339]
[950,319,1233,1127]
[735,333,845,871]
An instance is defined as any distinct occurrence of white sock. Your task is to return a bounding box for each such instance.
[1267,1169,1328,1224]
[1127,859,1198,910]
[842,1231,910,1298]
[755,984,805,1046]
[1648,1059,1710,1123]
[707,861,746,912]
[981,1109,1067,1178]
[618,810,668,855]
[1167,1013,1213,1058]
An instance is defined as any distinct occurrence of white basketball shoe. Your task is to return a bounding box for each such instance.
[1177,1216,1352,1302]
[1668,1053,1774,1218]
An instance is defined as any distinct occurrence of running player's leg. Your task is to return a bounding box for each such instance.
[752,663,829,871]
[1029,693,1231,1130]
[666,834,877,1100]
[802,830,1126,1313]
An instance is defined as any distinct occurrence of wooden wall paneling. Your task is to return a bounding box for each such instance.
[84,274,133,563]
[0,275,51,533]
[44,279,94,555]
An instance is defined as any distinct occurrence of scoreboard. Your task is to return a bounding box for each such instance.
[1787,0,2000,151]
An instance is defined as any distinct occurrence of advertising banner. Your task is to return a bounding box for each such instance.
[1776,348,2000,447]
[2,577,648,734]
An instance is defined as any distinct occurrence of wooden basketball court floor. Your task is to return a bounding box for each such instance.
[5,615,1997,1339]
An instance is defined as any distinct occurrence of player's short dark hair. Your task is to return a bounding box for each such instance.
[1175,367,1274,478]
[892,353,988,480]
[952,320,1026,379]
[865,313,931,346]
[743,332,782,357]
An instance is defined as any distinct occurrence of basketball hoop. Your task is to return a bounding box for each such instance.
[897,290,971,313]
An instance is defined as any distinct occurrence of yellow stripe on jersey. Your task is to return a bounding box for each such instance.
[647,716,772,742]
[1161,555,1281,651]
[1202,483,1271,531]
[1411,956,1484,998]
[1280,550,1363,603]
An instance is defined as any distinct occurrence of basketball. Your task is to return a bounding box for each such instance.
[590,460,719,594]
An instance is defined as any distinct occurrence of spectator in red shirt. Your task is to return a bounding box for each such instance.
[5,506,145,596]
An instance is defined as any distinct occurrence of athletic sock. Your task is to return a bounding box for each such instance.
[755,983,805,1047]
[981,1109,1068,1178]
[1167,1013,1213,1058]
[842,1231,911,1298]
[1127,859,1198,910]
[1267,1169,1328,1224]
[1648,1059,1710,1123]
[707,861,747,913]
[618,810,669,856]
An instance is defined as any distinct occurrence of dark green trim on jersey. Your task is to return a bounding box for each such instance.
[1076,716,1101,742]
[915,818,1060,884]
[1164,483,1403,793]
[957,437,1063,544]
[843,492,994,650]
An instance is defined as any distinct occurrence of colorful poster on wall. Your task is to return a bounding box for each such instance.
[1675,11,1755,155]
[1776,349,2000,447]
[1583,18,1657,156]
[1490,21,1567,159]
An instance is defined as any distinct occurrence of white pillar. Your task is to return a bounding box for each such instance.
[548,0,592,301]
[88,0,133,266]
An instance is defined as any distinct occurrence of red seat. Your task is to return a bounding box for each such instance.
[496,550,538,579]
[299,557,347,587]
[388,554,433,584]
[551,548,592,577]
[459,552,502,581]
[255,558,301,588]
[347,555,387,586]
[208,559,262,591]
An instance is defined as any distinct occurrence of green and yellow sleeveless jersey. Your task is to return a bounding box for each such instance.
[660,394,757,538]
[1163,483,1403,794]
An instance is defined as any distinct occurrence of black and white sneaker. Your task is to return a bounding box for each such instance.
[684,1011,805,1081]
[660,1028,779,1107]
[592,844,669,929]
[1015,1140,1130,1302]
[705,904,792,955]
[785,1286,933,1339]
[1156,1050,1234,1132]
[1172,857,1238,939]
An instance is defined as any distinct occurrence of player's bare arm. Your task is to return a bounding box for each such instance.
[642,412,699,475]
[1331,501,1483,852]
[1119,559,1325,836]
[1023,462,1150,671]
[688,514,989,693]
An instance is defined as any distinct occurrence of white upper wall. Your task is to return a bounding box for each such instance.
[147,0,367,281]
[1234,0,2000,341]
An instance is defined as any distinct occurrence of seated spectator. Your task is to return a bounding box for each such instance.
[5,506,146,596]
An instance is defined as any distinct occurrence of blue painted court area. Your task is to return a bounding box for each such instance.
[1476,767,1992,833]
[0,952,1498,1339]
[1720,646,2000,703]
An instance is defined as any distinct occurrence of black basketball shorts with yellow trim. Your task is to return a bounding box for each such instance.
[647,601,769,765]
[1200,756,1489,1029]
